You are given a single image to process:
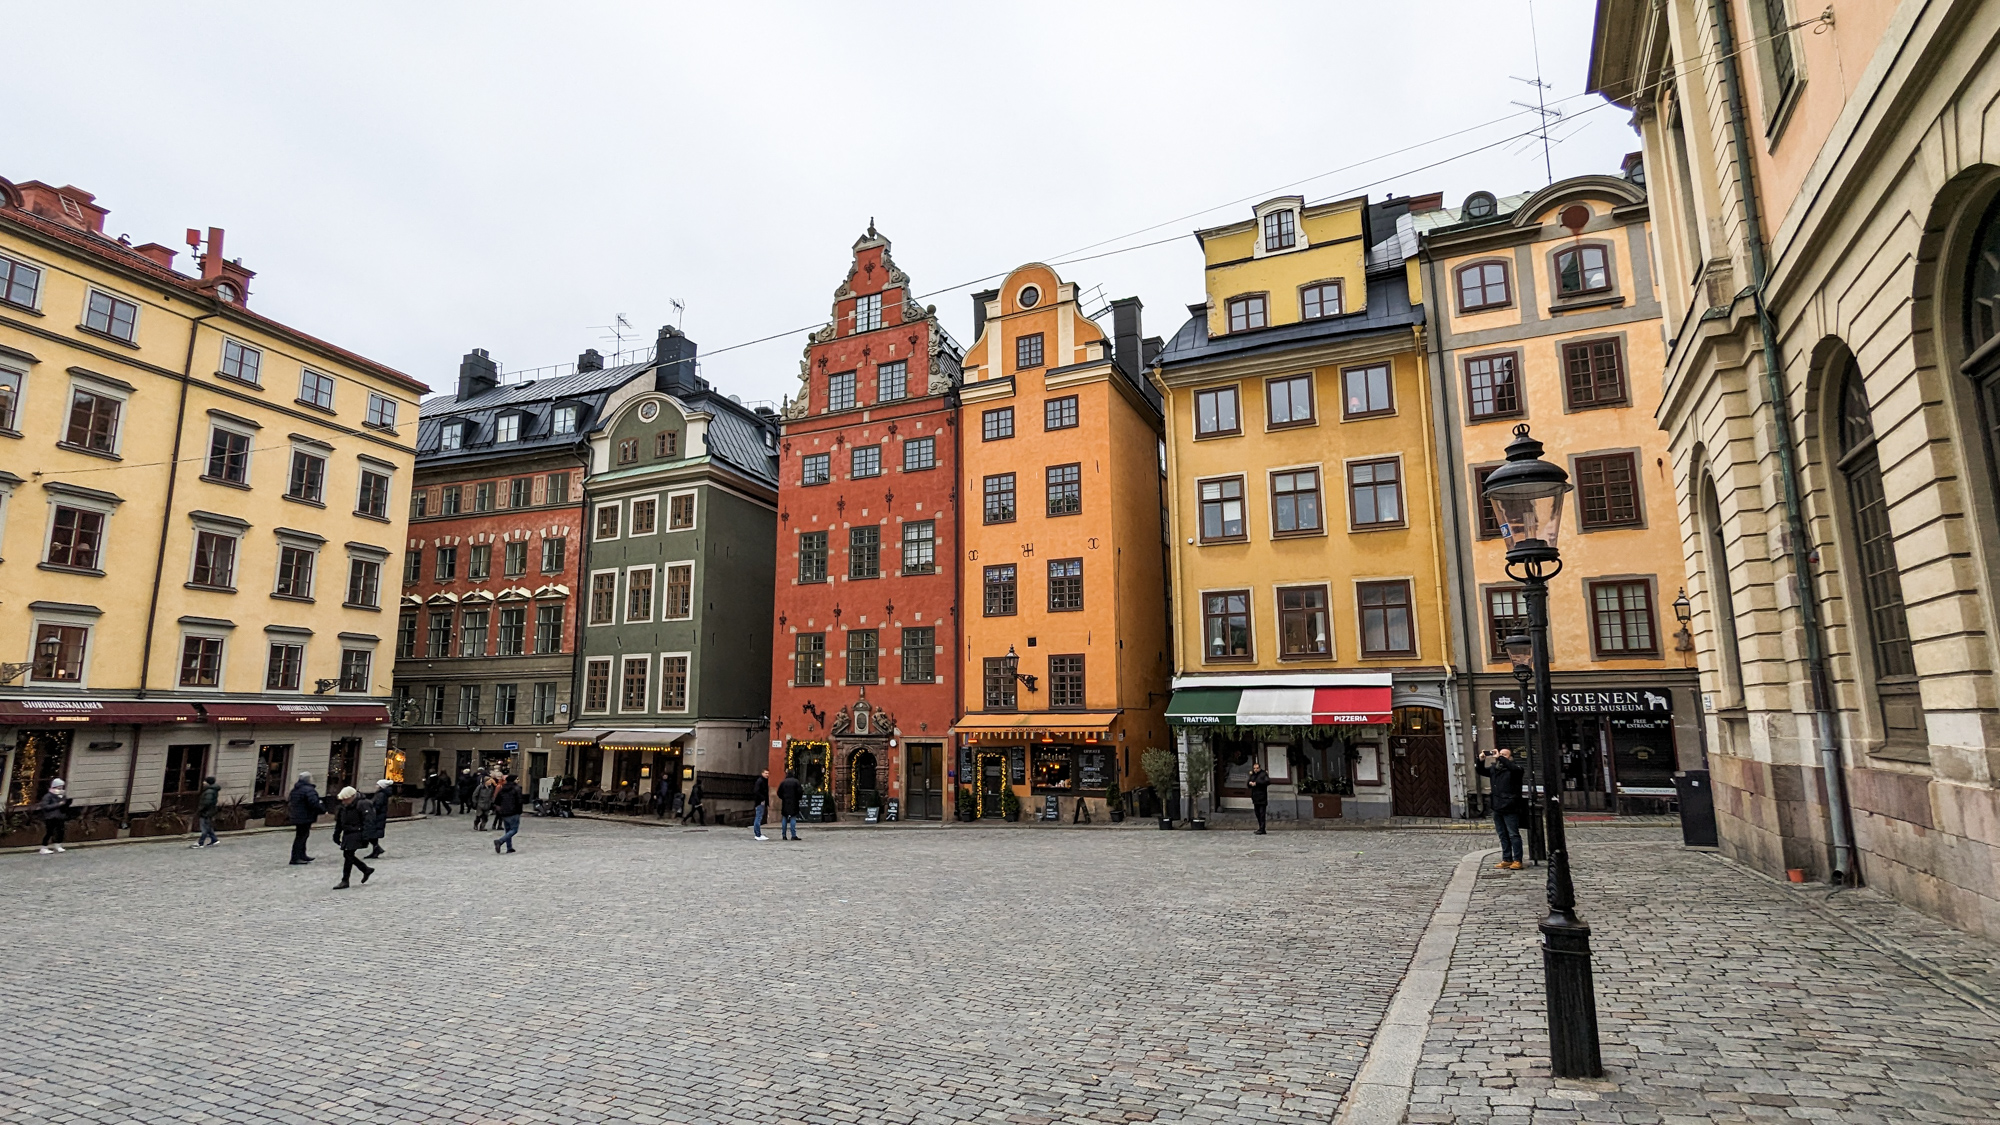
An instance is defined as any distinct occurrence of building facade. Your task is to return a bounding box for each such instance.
[768,227,963,821]
[1592,0,2000,938]
[1156,195,1455,822]
[953,265,1170,821]
[0,175,424,823]
[1416,175,1702,815]
[394,347,635,795]
[567,328,779,816]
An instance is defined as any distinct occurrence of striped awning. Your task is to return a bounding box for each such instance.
[953,711,1118,740]
[1166,686,1393,726]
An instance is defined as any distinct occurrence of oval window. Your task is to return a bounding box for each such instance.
[638,400,659,422]
[1018,285,1040,309]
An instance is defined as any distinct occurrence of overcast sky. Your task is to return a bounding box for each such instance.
[10,1,1636,407]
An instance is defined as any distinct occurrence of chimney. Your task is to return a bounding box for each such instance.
[1110,297,1144,383]
[132,243,178,269]
[200,227,226,280]
[654,325,705,396]
[194,226,256,305]
[971,289,999,342]
[16,182,107,234]
[577,348,604,373]
[457,348,499,402]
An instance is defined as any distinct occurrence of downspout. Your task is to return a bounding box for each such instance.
[565,437,593,781]
[129,305,218,824]
[1157,366,1190,822]
[1709,0,1856,884]
[950,388,964,818]
[1417,271,1486,815]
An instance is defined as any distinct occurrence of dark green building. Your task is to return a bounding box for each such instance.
[562,328,779,815]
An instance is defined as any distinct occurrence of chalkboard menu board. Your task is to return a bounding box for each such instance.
[1080,751,1106,790]
[1008,746,1026,785]
[884,799,900,822]
[1040,794,1061,821]
[864,806,880,823]
[805,793,829,821]
[958,747,973,776]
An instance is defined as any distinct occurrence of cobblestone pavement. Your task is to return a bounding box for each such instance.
[1,815,1478,1125]
[1411,829,2000,1125]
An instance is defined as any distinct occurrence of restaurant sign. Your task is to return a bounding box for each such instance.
[1489,688,1673,716]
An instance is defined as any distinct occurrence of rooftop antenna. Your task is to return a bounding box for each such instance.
[671,298,685,330]
[1511,0,1558,186]
[590,314,636,359]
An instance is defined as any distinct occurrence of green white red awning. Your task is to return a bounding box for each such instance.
[1166,684,1394,726]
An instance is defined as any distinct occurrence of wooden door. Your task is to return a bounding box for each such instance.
[905,742,943,820]
[1390,706,1451,817]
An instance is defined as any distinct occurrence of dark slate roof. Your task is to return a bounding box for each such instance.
[1157,270,1425,370]
[415,361,648,469]
[678,388,780,485]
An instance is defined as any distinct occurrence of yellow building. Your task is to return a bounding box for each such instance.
[1415,174,1700,817]
[952,266,1171,821]
[0,176,425,825]
[1154,195,1456,822]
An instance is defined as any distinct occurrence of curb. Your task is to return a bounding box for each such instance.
[0,814,430,857]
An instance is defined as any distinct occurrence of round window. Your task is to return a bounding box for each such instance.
[638,400,660,422]
[215,281,239,304]
[1018,285,1041,309]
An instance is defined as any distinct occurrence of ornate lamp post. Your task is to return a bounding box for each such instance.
[1502,632,1548,864]
[1481,423,1603,1080]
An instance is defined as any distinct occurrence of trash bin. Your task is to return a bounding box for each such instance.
[1674,769,1718,847]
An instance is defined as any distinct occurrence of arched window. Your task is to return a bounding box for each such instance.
[1963,193,2000,463]
[1455,260,1510,313]
[1554,244,1612,297]
[1700,475,1742,700]
[1834,354,1925,751]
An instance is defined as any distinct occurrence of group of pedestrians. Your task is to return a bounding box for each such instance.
[283,771,392,887]
[749,769,805,841]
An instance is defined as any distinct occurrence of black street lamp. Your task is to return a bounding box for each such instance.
[1481,423,1603,1080]
[1502,632,1548,864]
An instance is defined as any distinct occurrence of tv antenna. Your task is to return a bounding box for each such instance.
[591,314,636,357]
[1512,0,1558,185]
[671,298,685,330]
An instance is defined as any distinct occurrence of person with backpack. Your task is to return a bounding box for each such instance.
[472,771,497,830]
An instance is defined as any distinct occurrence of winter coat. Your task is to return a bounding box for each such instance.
[456,773,476,803]
[687,782,704,807]
[1476,756,1526,814]
[287,779,324,825]
[493,781,524,818]
[35,790,71,823]
[362,788,389,842]
[333,801,367,849]
[752,776,771,807]
[197,783,221,818]
[777,777,804,817]
[472,780,496,811]
[1246,766,1271,808]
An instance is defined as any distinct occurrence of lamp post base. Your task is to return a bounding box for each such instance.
[1539,914,1604,1079]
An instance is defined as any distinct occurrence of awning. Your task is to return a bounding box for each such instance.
[599,728,692,750]
[0,699,204,725]
[1166,685,1393,726]
[199,702,390,724]
[953,711,1119,739]
[556,727,616,746]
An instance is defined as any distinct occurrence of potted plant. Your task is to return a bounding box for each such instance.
[1143,747,1179,829]
[1186,743,1214,830]
[215,796,249,832]
[131,807,190,838]
[955,786,975,821]
[71,805,119,842]
[264,804,293,828]
[0,809,42,848]
[1104,774,1125,824]
[1000,784,1020,822]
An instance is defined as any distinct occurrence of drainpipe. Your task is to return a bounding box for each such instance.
[1709,0,1856,884]
[1413,316,1478,815]
[129,306,219,826]
[950,387,964,819]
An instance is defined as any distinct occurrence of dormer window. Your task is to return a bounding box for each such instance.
[215,281,240,304]
[854,293,882,334]
[496,414,520,443]
[1262,209,1297,252]
[439,422,464,451]
[552,405,578,435]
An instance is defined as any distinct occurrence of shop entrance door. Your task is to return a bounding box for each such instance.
[977,753,1006,818]
[905,742,944,820]
[1390,706,1451,817]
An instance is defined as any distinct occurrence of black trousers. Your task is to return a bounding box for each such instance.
[291,822,312,862]
[41,820,66,846]
[1253,803,1268,832]
[340,847,374,884]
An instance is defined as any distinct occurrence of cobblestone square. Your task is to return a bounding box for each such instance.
[3,819,1997,1125]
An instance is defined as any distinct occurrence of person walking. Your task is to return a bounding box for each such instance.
[331,786,376,889]
[362,778,391,859]
[751,769,771,841]
[420,772,438,816]
[492,774,524,854]
[1246,759,1272,835]
[35,779,72,854]
[192,775,221,848]
[1476,747,1527,870]
[456,768,476,815]
[287,771,324,865]
[777,770,804,841]
[472,770,496,831]
[683,779,705,826]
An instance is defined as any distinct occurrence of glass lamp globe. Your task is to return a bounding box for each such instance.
[1482,424,1571,555]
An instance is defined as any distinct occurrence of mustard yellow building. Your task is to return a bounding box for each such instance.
[1414,173,1699,816]
[952,266,1170,821]
[0,175,425,824]
[1154,195,1456,822]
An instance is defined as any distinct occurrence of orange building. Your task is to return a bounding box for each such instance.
[951,266,1170,820]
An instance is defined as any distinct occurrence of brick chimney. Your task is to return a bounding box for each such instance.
[577,349,604,373]
[131,243,178,269]
[457,348,499,402]
[196,227,255,307]
[1111,297,1144,383]
[654,325,705,397]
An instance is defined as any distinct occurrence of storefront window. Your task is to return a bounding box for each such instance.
[1079,749,1108,792]
[8,729,71,806]
[1032,746,1074,792]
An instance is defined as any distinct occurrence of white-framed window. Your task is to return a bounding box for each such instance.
[29,609,97,687]
[658,652,691,713]
[366,393,397,430]
[625,564,655,622]
[583,657,613,713]
[552,405,578,435]
[177,629,228,688]
[345,553,385,608]
[287,447,327,504]
[618,654,651,713]
[854,293,883,333]
[264,637,307,691]
[204,419,254,486]
[84,288,139,342]
[273,536,320,599]
[593,503,621,542]
[187,514,246,590]
[663,562,694,620]
[495,414,520,443]
[42,484,120,573]
[299,368,335,411]
[0,473,17,554]
[0,364,24,432]
[355,462,393,519]
[439,422,464,451]
[220,338,262,385]
[63,375,129,456]
[667,490,696,531]
[0,252,45,311]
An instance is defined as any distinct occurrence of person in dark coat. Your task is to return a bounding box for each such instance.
[362,778,391,858]
[330,786,375,888]
[287,771,324,865]
[36,779,72,854]
[456,768,476,815]
[1246,760,1272,835]
[420,772,437,816]
[777,770,805,841]
[751,769,771,841]
[193,776,221,848]
[492,774,524,854]
[682,779,705,826]
[472,771,497,831]
[1476,747,1527,870]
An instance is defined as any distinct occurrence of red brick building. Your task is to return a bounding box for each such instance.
[769,227,962,820]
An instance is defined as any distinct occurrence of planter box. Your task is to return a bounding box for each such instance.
[1312,794,1343,819]
[264,809,294,828]
[129,816,188,838]
[70,819,118,842]
[388,799,414,819]
[0,827,44,848]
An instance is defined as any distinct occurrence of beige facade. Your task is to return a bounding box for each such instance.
[1592,0,2000,939]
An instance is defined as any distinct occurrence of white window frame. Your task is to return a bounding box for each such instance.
[593,502,622,542]
[617,653,651,714]
[263,633,310,694]
[365,393,398,430]
[495,413,521,443]
[624,564,656,623]
[657,650,693,714]
[439,422,464,451]
[175,625,232,689]
[662,561,695,621]
[345,544,389,609]
[83,286,140,343]
[337,645,375,694]
[588,568,619,627]
[41,486,120,572]
[355,457,395,520]
[0,250,46,312]
[286,443,329,505]
[204,416,257,486]
[27,605,99,688]
[0,360,26,435]
[854,293,883,333]
[219,337,263,386]
[298,367,336,411]
[0,472,17,558]
[187,512,248,590]
[272,532,323,600]
[666,488,698,532]
[63,371,131,457]
[552,404,578,435]
[583,656,614,714]
[627,492,662,538]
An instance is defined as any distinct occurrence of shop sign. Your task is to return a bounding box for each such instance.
[1489,688,1673,716]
